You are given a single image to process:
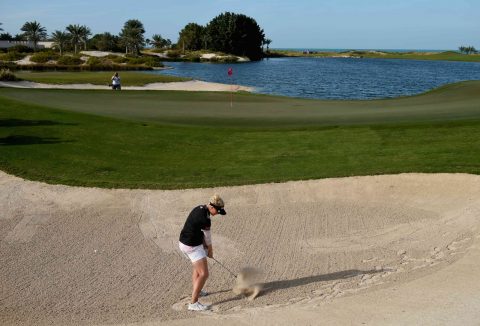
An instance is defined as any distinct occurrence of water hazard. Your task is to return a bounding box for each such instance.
[149,57,480,100]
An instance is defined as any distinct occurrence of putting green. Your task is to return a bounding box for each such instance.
[1,80,480,128]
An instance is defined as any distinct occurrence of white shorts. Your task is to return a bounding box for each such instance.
[179,242,207,263]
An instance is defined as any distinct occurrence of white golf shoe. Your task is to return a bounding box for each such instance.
[188,301,211,311]
[199,289,209,297]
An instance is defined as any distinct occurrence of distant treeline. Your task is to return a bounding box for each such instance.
[0,13,272,60]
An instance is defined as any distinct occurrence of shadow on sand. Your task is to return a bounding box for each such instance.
[262,268,382,294]
[215,269,383,306]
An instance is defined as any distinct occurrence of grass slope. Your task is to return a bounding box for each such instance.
[0,81,480,189]
[1,81,480,128]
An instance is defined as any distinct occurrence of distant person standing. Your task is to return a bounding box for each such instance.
[179,194,227,311]
[111,72,121,90]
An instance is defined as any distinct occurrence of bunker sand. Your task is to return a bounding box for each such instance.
[0,80,253,92]
[1,172,479,325]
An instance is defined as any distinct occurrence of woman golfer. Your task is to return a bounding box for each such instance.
[111,72,121,90]
[179,194,226,311]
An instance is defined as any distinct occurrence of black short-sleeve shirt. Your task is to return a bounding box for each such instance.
[179,205,211,246]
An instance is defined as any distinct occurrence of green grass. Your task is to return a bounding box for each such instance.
[358,51,480,62]
[0,81,480,189]
[1,81,480,128]
[271,50,480,62]
[14,71,190,86]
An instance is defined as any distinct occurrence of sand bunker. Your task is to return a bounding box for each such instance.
[1,172,479,325]
[0,80,253,92]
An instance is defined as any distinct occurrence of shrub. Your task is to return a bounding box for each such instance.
[0,62,18,70]
[105,54,122,60]
[184,54,201,62]
[0,69,19,81]
[8,63,153,71]
[30,51,59,63]
[107,55,162,67]
[57,55,83,65]
[112,56,129,64]
[141,56,163,67]
[8,45,34,53]
[166,50,181,59]
[86,57,102,65]
[217,56,239,63]
[122,56,163,67]
[149,48,166,53]
[124,56,143,65]
[0,51,26,61]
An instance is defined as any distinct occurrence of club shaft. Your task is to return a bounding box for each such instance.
[212,258,237,278]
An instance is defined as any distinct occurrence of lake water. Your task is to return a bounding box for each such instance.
[151,57,480,100]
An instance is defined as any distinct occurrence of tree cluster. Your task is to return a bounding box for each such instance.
[177,12,269,60]
[458,46,477,55]
[1,20,153,56]
[1,13,271,60]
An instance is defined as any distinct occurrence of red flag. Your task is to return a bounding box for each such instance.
[228,67,233,76]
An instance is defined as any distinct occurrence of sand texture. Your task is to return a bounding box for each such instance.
[0,80,253,92]
[1,172,479,325]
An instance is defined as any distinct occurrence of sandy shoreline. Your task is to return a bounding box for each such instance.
[0,80,254,92]
[1,171,479,325]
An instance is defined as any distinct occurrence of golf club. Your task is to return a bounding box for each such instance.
[211,257,237,278]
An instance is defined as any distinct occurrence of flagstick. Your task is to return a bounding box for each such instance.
[228,67,233,108]
[230,82,233,108]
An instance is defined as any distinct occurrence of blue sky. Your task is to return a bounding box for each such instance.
[1,0,478,50]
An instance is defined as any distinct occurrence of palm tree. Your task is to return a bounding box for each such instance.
[119,19,145,55]
[79,25,91,51]
[51,30,69,55]
[264,38,272,53]
[0,22,3,32]
[150,34,166,49]
[66,24,83,54]
[20,21,47,51]
[0,33,13,40]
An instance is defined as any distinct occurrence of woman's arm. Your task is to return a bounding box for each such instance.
[202,229,213,258]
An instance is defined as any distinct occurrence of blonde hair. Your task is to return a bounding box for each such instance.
[209,194,224,207]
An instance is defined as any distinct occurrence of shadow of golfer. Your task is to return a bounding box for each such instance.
[214,268,383,306]
[262,268,383,295]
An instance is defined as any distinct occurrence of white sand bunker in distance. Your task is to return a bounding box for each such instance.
[1,172,480,325]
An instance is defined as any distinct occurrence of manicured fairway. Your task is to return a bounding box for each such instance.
[14,71,189,86]
[0,81,479,189]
